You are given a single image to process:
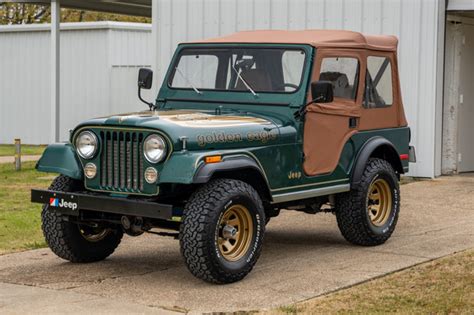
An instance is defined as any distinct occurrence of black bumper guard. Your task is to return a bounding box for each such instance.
[31,189,172,220]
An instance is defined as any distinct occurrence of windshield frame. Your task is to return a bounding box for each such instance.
[166,45,309,95]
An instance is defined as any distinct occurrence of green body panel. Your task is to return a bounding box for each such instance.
[36,42,410,203]
[349,127,411,171]
[159,152,202,184]
[36,143,83,180]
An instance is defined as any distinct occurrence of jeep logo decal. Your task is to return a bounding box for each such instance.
[49,198,78,211]
[288,171,302,179]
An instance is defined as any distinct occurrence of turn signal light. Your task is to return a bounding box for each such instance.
[84,163,97,179]
[205,155,222,164]
[144,167,158,184]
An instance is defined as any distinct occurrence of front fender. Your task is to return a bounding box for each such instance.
[158,152,204,184]
[193,155,265,184]
[158,151,266,185]
[35,143,83,180]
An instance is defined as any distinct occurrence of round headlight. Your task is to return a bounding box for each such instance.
[143,134,166,163]
[75,131,98,159]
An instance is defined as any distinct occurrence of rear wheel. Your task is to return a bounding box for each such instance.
[41,175,123,263]
[335,158,400,246]
[180,179,265,284]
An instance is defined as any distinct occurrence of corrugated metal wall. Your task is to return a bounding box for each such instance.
[0,23,151,144]
[155,0,443,177]
[0,2,443,177]
[109,28,153,113]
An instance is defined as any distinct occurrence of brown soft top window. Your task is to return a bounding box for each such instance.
[319,57,360,100]
[364,56,393,108]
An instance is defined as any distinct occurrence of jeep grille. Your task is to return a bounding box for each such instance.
[99,130,144,193]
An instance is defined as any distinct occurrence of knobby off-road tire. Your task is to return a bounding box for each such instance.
[41,175,123,263]
[180,179,265,284]
[335,158,400,246]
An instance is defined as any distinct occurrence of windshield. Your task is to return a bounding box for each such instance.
[168,47,307,94]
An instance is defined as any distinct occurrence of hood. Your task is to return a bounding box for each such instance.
[74,109,296,150]
[103,110,273,127]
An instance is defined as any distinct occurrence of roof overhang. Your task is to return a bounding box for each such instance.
[3,0,152,17]
[447,0,474,11]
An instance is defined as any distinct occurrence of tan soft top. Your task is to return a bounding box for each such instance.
[192,29,398,51]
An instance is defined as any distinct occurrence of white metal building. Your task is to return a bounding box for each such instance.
[2,0,474,179]
[0,22,152,143]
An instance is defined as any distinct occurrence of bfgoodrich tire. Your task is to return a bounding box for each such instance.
[41,175,123,263]
[180,179,265,284]
[335,158,400,246]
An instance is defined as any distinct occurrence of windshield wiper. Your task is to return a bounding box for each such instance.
[231,64,258,97]
[175,67,202,95]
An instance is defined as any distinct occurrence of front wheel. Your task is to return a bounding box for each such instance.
[335,158,400,246]
[41,175,123,263]
[180,179,265,284]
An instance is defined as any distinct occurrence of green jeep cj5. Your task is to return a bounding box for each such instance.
[32,30,415,284]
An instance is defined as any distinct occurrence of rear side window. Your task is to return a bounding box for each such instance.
[319,57,359,100]
[364,56,393,108]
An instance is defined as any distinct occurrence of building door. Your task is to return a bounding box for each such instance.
[458,24,474,172]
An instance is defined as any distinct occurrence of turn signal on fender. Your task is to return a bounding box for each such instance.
[205,155,222,164]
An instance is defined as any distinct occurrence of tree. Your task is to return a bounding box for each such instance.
[0,3,50,25]
[0,3,150,25]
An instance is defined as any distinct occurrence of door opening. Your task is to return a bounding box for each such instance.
[442,15,474,174]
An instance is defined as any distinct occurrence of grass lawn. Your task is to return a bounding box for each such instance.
[0,161,55,254]
[0,144,46,157]
[268,250,474,314]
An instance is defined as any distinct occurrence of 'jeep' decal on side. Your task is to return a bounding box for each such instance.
[49,198,78,211]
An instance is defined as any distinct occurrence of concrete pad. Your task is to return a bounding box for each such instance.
[0,175,473,313]
[0,282,180,314]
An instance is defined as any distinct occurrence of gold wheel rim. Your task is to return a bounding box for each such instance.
[78,225,110,242]
[367,178,393,227]
[217,205,254,262]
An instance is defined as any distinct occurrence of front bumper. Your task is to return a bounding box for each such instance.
[31,189,172,220]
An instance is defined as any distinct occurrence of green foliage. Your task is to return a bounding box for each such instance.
[0,3,150,25]
[0,144,46,157]
[61,9,151,23]
[0,161,54,254]
[0,3,50,25]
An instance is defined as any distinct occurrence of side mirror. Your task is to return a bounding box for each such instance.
[311,80,334,103]
[138,68,153,89]
[294,81,335,120]
[137,68,154,110]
